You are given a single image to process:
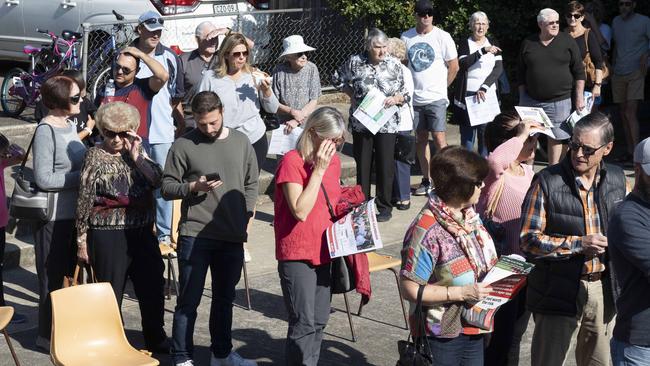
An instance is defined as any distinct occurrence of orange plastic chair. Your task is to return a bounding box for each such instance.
[0,306,21,365]
[50,282,159,366]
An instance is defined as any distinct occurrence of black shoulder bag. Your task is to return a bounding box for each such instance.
[321,183,356,294]
[396,284,433,366]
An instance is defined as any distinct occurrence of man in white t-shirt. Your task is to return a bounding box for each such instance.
[401,0,459,195]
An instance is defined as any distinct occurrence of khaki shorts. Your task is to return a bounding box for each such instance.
[611,69,645,103]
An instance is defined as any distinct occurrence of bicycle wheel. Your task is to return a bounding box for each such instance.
[1,68,28,117]
[90,66,112,101]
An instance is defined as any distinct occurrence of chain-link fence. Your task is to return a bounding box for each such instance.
[81,8,366,97]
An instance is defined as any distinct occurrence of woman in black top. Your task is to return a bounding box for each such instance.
[565,1,604,106]
[35,69,98,147]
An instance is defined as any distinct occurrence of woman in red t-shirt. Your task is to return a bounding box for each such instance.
[274,106,345,365]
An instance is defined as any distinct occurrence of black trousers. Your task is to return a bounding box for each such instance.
[352,131,396,214]
[34,220,76,340]
[88,226,166,347]
[252,134,268,173]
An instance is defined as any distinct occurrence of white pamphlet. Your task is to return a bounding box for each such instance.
[465,87,501,126]
[268,126,303,155]
[515,106,556,139]
[352,87,399,135]
[565,91,595,129]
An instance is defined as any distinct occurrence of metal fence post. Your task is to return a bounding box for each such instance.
[81,23,90,85]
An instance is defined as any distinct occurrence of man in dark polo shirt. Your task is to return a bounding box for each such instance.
[96,46,168,140]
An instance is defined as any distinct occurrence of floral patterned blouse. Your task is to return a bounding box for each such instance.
[332,53,410,134]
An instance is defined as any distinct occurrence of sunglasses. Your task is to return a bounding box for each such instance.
[69,94,81,105]
[619,1,633,6]
[141,18,164,26]
[290,52,308,58]
[417,10,434,18]
[114,64,135,75]
[566,13,583,19]
[568,140,607,156]
[103,129,131,139]
[230,51,249,58]
[546,20,560,25]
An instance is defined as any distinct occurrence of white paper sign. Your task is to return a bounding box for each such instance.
[352,88,399,135]
[268,126,303,155]
[515,106,556,139]
[465,88,501,126]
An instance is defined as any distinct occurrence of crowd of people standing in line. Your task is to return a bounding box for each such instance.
[0,0,649,365]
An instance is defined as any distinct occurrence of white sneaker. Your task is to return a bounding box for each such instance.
[211,351,257,366]
[175,361,194,366]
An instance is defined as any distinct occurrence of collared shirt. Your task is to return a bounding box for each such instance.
[521,168,630,274]
[179,49,214,104]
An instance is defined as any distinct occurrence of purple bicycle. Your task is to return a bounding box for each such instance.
[0,28,82,118]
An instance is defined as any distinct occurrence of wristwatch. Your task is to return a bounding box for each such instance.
[83,127,93,134]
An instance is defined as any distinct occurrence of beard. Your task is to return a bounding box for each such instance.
[203,124,224,141]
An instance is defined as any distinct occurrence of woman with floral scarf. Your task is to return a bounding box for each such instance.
[399,146,498,366]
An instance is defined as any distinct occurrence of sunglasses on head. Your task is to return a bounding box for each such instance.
[69,94,81,105]
[566,13,583,19]
[230,51,249,58]
[103,129,131,139]
[568,140,607,156]
[619,1,633,6]
[417,10,434,18]
[141,18,164,26]
[113,64,134,75]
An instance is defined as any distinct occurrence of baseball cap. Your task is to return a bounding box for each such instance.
[415,0,434,14]
[138,11,164,32]
[634,137,650,175]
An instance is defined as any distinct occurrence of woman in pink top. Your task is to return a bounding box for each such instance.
[274,107,345,366]
[479,111,537,366]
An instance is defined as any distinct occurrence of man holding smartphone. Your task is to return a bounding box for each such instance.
[161,91,259,366]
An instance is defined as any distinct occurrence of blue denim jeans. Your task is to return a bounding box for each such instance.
[611,337,650,366]
[428,334,484,366]
[459,123,488,157]
[171,236,244,363]
[147,142,173,241]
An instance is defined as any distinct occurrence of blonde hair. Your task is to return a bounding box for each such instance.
[387,38,406,62]
[96,102,140,133]
[213,32,252,77]
[296,107,346,163]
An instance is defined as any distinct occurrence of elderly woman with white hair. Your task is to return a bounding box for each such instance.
[75,101,169,353]
[333,28,410,222]
[518,7,585,165]
[272,35,322,134]
[453,11,503,157]
[274,107,346,366]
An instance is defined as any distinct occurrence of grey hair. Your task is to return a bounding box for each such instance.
[96,101,140,133]
[195,21,216,38]
[537,8,559,23]
[573,112,614,145]
[296,107,346,163]
[387,37,407,62]
[365,28,389,52]
[468,11,489,29]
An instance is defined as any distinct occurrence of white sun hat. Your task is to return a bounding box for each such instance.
[278,35,316,59]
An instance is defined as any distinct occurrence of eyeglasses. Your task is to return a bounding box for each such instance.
[475,181,485,189]
[113,64,134,75]
[141,18,164,26]
[102,129,131,139]
[417,10,434,18]
[568,140,607,156]
[546,20,560,25]
[619,1,633,6]
[230,51,249,58]
[566,13,583,19]
[69,94,81,105]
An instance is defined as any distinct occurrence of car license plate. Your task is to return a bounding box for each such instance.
[213,4,238,14]
[12,77,24,88]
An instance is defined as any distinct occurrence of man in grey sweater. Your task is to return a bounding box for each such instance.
[162,91,258,366]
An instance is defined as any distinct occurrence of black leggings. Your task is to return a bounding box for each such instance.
[252,134,268,173]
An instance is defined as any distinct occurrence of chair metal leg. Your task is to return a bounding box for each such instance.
[3,329,21,366]
[242,261,251,310]
[343,292,356,342]
[390,268,409,330]
[169,256,179,298]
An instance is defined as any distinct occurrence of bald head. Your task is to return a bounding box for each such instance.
[195,21,217,39]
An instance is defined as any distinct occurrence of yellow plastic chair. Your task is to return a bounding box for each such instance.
[50,282,159,366]
[0,306,21,365]
[170,199,252,310]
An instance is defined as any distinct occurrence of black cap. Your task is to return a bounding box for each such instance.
[415,0,434,13]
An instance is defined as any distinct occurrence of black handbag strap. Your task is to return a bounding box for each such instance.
[410,284,433,358]
[321,182,336,221]
[20,123,57,173]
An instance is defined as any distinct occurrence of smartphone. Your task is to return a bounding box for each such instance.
[205,172,221,181]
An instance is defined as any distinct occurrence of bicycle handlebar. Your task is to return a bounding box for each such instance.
[112,10,125,21]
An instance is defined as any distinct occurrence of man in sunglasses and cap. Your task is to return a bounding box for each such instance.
[133,10,186,250]
[400,0,459,197]
[520,112,628,366]
[607,137,650,365]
